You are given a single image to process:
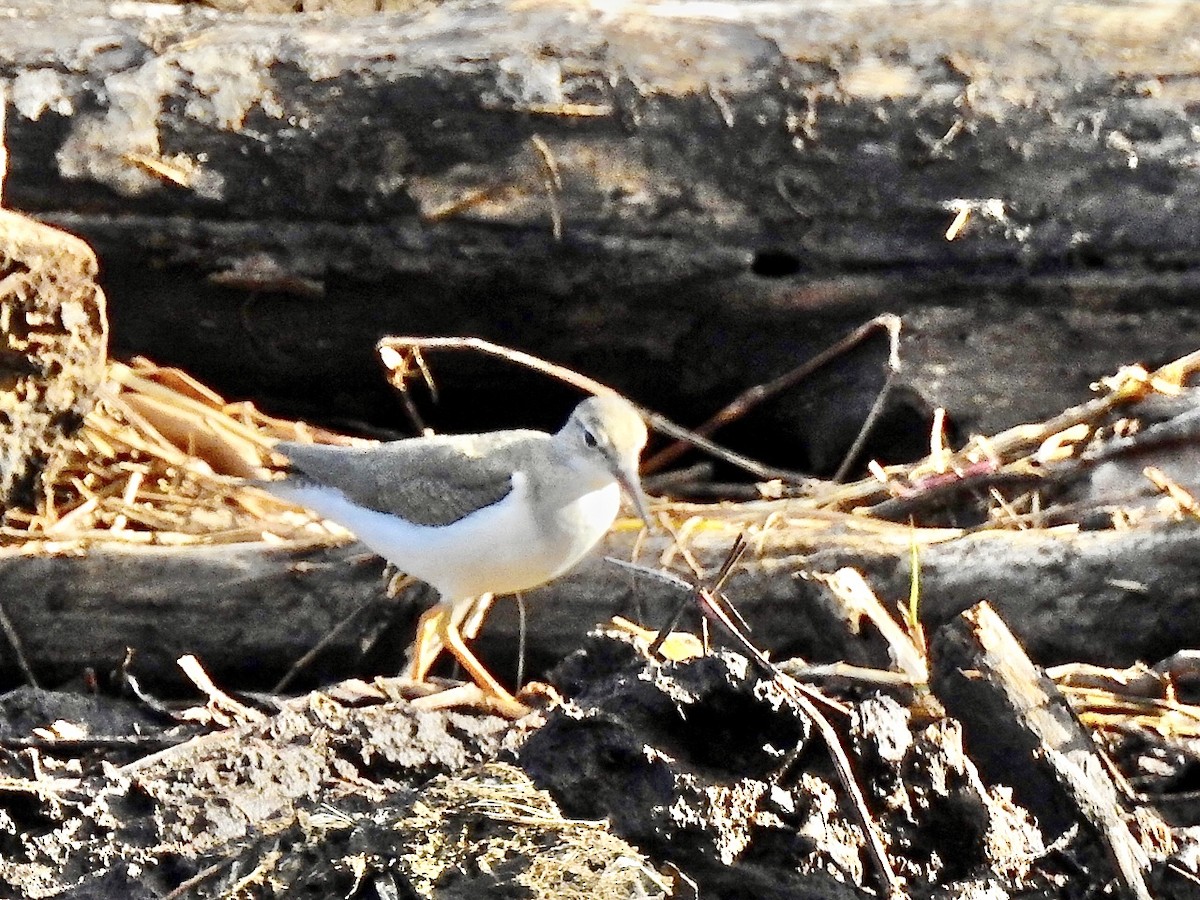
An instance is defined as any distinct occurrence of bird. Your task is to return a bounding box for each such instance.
[259,393,651,707]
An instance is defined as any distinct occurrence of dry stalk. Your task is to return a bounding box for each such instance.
[6,340,1198,563]
[2,357,356,549]
[820,352,1200,517]
[376,334,804,482]
[641,314,902,477]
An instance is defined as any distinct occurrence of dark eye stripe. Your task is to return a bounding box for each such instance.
[583,430,598,448]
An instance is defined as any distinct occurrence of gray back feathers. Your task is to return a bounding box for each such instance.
[271,430,550,527]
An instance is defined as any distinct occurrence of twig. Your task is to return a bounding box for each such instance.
[378,346,433,433]
[178,654,266,724]
[422,184,513,222]
[773,674,901,899]
[0,601,38,687]
[378,336,613,401]
[832,366,896,484]
[659,524,754,636]
[864,469,1044,521]
[644,414,810,482]
[776,659,919,689]
[658,481,816,502]
[608,561,701,657]
[605,554,844,716]
[606,545,900,898]
[118,649,179,719]
[0,734,190,752]
[1168,862,1200,889]
[375,335,806,482]
[530,134,563,241]
[642,314,902,475]
[161,857,237,900]
[706,534,751,614]
[815,357,1194,514]
[654,514,712,589]
[272,598,380,693]
[641,462,715,493]
[1144,466,1200,519]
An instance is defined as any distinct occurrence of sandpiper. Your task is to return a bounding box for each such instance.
[261,394,650,706]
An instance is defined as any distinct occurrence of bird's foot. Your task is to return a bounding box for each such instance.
[404,597,533,717]
[409,682,531,718]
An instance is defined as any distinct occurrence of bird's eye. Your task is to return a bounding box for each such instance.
[583,429,598,448]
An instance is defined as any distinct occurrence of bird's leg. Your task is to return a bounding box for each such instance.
[460,592,496,640]
[407,604,448,682]
[459,592,525,691]
[440,597,517,703]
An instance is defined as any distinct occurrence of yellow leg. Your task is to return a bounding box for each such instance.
[439,598,517,704]
[407,604,447,682]
[460,592,496,640]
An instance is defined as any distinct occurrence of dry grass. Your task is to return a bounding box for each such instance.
[13,343,1200,551]
[0,357,362,549]
[815,350,1200,525]
[8,349,1200,742]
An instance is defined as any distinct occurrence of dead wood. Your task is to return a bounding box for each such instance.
[930,602,1162,900]
[0,209,106,509]
[2,0,1200,452]
[4,503,1198,702]
[0,539,403,690]
[469,512,1200,684]
[2,340,1200,703]
[12,0,1198,278]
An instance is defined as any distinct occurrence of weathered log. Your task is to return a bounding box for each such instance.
[0,209,107,508]
[474,512,1200,680]
[6,509,1200,693]
[0,540,401,691]
[1,0,1198,466]
[930,602,1160,900]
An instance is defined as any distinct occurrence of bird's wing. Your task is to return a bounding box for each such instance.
[269,430,547,526]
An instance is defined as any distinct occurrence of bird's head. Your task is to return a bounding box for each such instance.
[561,394,652,524]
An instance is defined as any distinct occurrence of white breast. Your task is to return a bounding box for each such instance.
[272,474,620,602]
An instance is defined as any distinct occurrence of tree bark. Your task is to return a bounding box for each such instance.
[931,602,1156,900]
[0,0,1197,467]
[0,210,107,507]
[7,510,1200,692]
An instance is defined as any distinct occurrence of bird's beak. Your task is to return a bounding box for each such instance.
[615,461,654,527]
